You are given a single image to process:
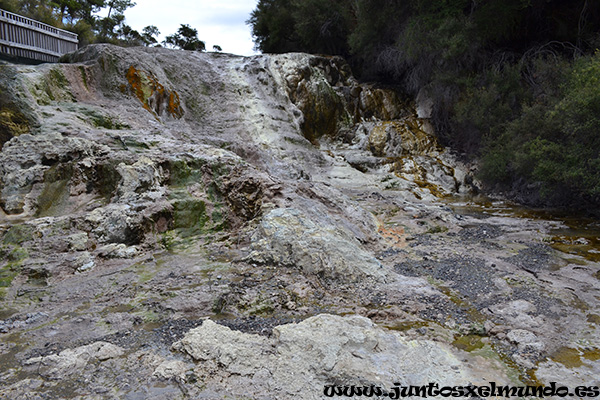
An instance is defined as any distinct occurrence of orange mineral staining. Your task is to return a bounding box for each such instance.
[125,66,183,119]
[378,224,407,249]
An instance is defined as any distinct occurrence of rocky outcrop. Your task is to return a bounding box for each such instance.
[0,45,598,398]
[248,208,386,282]
[25,341,124,380]
[174,314,510,399]
[267,52,474,197]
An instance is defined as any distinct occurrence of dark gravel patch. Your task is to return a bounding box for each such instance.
[413,293,472,325]
[394,256,495,300]
[153,318,205,345]
[502,243,555,276]
[472,279,565,320]
[510,286,564,318]
[216,316,301,337]
[408,234,444,247]
[27,329,150,359]
[0,312,49,333]
[376,248,408,259]
[457,223,504,241]
[26,318,206,359]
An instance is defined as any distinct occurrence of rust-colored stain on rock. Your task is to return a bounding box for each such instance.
[125,66,183,119]
[378,224,407,248]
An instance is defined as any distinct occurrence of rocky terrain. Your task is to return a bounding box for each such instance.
[0,45,599,399]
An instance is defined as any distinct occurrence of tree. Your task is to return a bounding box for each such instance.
[105,0,135,18]
[1,0,152,47]
[246,0,600,207]
[141,25,160,46]
[116,24,144,46]
[48,0,74,21]
[247,0,299,53]
[4,0,61,26]
[0,0,20,13]
[291,0,351,56]
[213,45,222,52]
[97,12,123,39]
[74,0,106,26]
[98,0,135,40]
[164,24,205,51]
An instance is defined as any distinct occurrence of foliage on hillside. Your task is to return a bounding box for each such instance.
[249,0,600,207]
[477,52,600,205]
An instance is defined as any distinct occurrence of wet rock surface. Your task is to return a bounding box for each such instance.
[0,45,599,398]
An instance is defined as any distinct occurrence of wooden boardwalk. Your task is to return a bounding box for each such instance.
[0,9,78,63]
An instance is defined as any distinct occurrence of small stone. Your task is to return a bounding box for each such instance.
[76,252,95,272]
[506,329,545,351]
[67,233,88,251]
[78,261,95,272]
[97,243,137,259]
[153,360,189,381]
[416,327,428,335]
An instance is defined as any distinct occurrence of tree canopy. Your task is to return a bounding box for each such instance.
[164,24,206,51]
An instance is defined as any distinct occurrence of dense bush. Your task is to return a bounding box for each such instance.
[248,0,600,208]
[478,52,600,205]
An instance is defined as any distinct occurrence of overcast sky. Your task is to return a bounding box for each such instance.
[123,0,260,56]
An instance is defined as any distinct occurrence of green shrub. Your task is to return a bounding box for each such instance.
[479,52,600,205]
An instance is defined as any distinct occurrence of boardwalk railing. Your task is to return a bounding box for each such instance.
[0,9,78,63]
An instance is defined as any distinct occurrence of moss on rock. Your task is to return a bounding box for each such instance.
[35,163,75,217]
[29,67,75,105]
[172,199,209,234]
[0,107,29,150]
[2,225,35,246]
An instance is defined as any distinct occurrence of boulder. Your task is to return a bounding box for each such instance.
[248,208,387,282]
[174,314,513,400]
